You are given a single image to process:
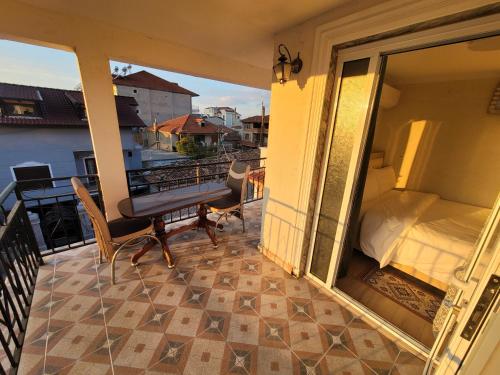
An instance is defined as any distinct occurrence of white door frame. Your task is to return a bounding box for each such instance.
[433,197,499,374]
[294,1,499,277]
[303,8,500,367]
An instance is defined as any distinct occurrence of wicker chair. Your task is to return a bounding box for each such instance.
[207,161,250,232]
[71,177,161,284]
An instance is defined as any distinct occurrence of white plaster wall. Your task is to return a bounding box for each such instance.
[115,85,192,125]
[373,78,500,208]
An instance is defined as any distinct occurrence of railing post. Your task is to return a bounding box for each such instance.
[27,211,47,251]
[196,162,201,185]
[77,202,95,240]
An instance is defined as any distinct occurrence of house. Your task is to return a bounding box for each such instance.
[203,106,242,128]
[113,70,198,125]
[145,113,237,151]
[241,114,269,147]
[0,82,145,192]
[1,2,499,375]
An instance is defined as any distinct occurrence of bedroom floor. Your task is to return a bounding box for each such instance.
[336,250,444,348]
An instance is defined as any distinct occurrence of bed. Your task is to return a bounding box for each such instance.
[358,166,491,291]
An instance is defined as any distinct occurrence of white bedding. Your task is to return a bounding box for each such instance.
[360,190,490,286]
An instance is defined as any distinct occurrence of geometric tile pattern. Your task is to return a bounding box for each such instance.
[17,201,426,374]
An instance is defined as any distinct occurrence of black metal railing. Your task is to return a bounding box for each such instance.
[0,159,266,257]
[0,182,43,374]
[126,158,266,224]
[3,175,104,257]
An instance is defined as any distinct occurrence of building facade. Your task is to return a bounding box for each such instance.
[0,82,145,193]
[241,114,269,147]
[203,106,242,128]
[145,113,236,152]
[113,70,198,126]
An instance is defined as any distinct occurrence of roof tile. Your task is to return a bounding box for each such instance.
[0,82,145,128]
[113,70,198,96]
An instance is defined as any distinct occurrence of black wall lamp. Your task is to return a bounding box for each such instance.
[273,44,303,84]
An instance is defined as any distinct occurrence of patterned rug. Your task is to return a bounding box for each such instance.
[363,266,445,322]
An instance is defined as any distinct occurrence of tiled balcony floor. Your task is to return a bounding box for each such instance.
[18,201,425,375]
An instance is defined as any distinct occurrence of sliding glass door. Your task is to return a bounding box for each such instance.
[307,52,383,286]
[307,24,499,372]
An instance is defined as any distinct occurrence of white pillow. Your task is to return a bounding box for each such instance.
[362,166,396,203]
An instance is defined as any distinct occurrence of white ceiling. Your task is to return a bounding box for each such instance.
[19,0,352,69]
[386,35,500,85]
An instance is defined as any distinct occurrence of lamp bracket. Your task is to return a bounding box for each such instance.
[277,44,303,74]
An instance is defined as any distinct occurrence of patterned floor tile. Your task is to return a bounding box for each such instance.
[257,347,293,375]
[322,349,375,375]
[346,319,400,369]
[165,307,205,337]
[288,320,327,354]
[197,310,231,341]
[183,338,226,375]
[312,298,354,326]
[227,313,260,346]
[16,201,420,375]
[47,323,103,359]
[260,293,289,320]
[135,303,176,333]
[223,342,258,375]
[107,301,151,329]
[259,317,290,349]
[148,334,193,374]
[205,288,237,312]
[233,291,260,316]
[288,297,316,322]
[390,351,426,375]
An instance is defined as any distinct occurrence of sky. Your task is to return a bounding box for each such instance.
[0,40,270,118]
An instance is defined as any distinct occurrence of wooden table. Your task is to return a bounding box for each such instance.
[118,182,231,268]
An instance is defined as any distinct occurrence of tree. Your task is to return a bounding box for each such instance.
[175,136,217,159]
[176,136,197,156]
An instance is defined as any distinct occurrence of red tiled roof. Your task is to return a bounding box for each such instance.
[240,140,259,148]
[113,70,198,96]
[242,115,269,123]
[0,84,42,101]
[0,82,145,128]
[151,114,233,135]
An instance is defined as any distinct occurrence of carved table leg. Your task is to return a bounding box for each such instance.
[154,216,175,268]
[130,216,175,268]
[131,239,155,266]
[198,204,218,248]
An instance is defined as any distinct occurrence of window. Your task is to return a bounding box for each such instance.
[84,157,98,184]
[1,99,40,117]
[136,109,140,114]
[11,162,54,190]
[133,89,137,94]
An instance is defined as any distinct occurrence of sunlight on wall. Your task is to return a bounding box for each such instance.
[395,120,427,189]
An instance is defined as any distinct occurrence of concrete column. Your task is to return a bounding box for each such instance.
[76,47,128,220]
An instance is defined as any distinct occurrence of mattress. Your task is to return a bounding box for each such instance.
[359,190,490,286]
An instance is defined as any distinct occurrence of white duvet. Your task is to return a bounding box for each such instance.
[360,190,490,286]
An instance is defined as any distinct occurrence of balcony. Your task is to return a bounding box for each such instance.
[1,162,425,374]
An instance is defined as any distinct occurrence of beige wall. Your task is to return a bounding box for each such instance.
[261,0,499,276]
[262,1,385,275]
[373,78,500,208]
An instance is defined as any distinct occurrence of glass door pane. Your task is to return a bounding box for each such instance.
[310,58,374,281]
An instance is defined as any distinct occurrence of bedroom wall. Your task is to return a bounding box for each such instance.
[373,77,500,208]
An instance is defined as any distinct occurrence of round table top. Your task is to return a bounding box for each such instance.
[118,182,231,219]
